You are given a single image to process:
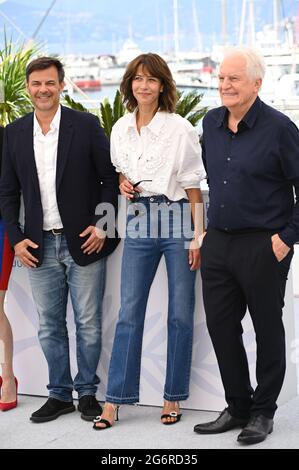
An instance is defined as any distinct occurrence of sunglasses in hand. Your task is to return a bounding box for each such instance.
[131,180,152,202]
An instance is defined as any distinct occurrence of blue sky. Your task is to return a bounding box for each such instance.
[0,0,298,54]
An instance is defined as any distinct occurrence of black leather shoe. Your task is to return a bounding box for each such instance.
[30,398,75,423]
[78,395,103,421]
[237,415,273,445]
[194,408,249,434]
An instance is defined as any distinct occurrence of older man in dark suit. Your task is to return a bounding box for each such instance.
[193,46,299,445]
[0,57,119,423]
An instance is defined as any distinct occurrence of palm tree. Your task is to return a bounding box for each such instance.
[98,90,125,138]
[0,34,37,126]
[176,89,208,127]
[64,89,125,139]
[64,88,207,139]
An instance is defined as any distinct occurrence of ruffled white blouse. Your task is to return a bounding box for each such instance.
[110,109,206,201]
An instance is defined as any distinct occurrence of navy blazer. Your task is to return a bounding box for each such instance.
[0,106,120,266]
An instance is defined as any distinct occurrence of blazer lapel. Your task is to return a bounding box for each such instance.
[20,114,41,198]
[56,106,73,192]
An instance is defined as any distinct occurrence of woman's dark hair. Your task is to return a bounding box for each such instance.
[26,57,65,83]
[120,53,177,113]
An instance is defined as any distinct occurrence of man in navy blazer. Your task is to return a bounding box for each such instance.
[0,57,119,423]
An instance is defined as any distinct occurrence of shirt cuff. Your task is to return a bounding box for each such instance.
[278,227,298,247]
[178,171,206,189]
[112,163,122,173]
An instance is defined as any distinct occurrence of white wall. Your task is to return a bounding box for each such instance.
[292,245,299,297]
[6,238,298,410]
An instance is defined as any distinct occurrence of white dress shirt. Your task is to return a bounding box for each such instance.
[110,110,206,201]
[33,106,63,230]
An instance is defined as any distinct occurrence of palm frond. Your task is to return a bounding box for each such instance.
[0,31,38,126]
[100,98,114,138]
[187,107,209,127]
[175,90,206,127]
[113,89,125,123]
[63,93,88,112]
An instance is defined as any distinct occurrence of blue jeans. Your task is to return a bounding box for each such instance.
[28,232,106,401]
[106,196,196,404]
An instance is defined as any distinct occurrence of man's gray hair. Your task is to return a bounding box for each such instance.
[223,46,266,80]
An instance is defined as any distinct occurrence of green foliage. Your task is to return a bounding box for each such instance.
[0,34,37,126]
[112,89,125,123]
[63,89,125,139]
[63,88,207,138]
[99,90,125,138]
[99,98,113,138]
[176,90,208,127]
[63,93,88,112]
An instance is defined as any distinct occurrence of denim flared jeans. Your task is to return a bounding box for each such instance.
[106,196,196,404]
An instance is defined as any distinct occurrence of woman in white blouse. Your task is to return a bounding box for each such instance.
[93,53,206,430]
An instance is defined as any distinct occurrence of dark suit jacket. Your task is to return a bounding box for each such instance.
[0,106,120,266]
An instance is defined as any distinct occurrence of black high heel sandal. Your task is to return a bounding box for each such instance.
[161,402,182,425]
[93,404,119,430]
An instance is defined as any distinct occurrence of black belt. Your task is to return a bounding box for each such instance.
[134,195,172,203]
[215,227,277,235]
[45,228,64,235]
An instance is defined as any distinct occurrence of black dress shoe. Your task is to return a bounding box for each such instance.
[30,397,75,423]
[237,415,273,445]
[78,395,103,421]
[194,408,249,434]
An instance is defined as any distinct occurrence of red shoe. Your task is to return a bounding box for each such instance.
[0,377,18,411]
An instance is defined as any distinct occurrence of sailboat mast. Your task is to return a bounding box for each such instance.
[239,0,247,44]
[173,0,179,60]
[31,0,57,40]
[0,9,27,40]
[292,1,299,73]
[273,0,283,45]
[192,0,202,52]
[273,0,279,43]
[296,2,299,46]
[248,0,255,45]
[239,0,255,45]
[221,0,228,46]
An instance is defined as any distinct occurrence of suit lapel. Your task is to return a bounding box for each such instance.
[56,106,74,192]
[21,113,41,197]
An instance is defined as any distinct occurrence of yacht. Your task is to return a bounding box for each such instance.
[72,75,101,91]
